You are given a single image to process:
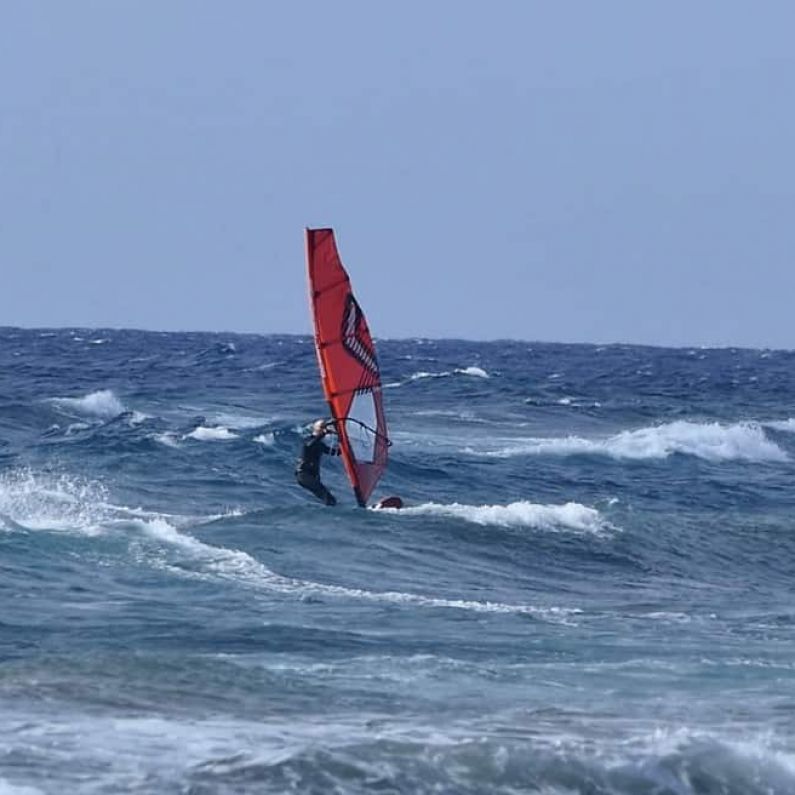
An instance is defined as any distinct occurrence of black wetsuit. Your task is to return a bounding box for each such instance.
[295,433,340,505]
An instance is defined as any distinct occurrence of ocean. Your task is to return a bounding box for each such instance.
[1,327,794,794]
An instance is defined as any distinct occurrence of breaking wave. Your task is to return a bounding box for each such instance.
[50,389,125,418]
[0,468,569,620]
[0,469,242,537]
[205,412,271,430]
[476,421,787,463]
[456,366,489,378]
[386,366,491,388]
[386,500,612,534]
[765,418,795,433]
[2,712,793,795]
[153,432,181,448]
[410,366,489,381]
[137,517,575,620]
[185,426,238,441]
[0,469,110,534]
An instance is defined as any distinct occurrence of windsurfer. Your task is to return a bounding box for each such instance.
[295,419,341,505]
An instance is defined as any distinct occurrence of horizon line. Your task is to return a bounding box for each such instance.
[0,324,790,354]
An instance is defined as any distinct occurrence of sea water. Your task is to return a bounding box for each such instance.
[1,328,794,793]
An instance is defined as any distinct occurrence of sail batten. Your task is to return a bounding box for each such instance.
[305,228,389,506]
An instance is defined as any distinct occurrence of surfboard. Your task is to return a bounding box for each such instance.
[305,228,395,507]
[374,496,403,510]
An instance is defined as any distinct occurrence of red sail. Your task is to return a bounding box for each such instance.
[305,228,389,506]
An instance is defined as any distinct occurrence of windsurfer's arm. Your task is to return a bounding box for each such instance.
[322,420,340,454]
[323,441,341,456]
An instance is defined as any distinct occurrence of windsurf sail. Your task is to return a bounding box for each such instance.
[305,228,390,507]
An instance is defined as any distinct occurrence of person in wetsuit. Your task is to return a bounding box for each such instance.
[295,419,341,505]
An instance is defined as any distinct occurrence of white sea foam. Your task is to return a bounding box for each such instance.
[185,426,239,441]
[455,366,489,378]
[611,726,795,783]
[3,712,793,794]
[50,389,125,418]
[205,412,271,429]
[386,500,612,534]
[412,409,488,423]
[1,709,562,793]
[0,779,44,795]
[475,421,787,463]
[253,433,276,446]
[407,366,490,382]
[0,469,243,535]
[0,470,110,534]
[765,418,795,433]
[65,422,92,435]
[105,504,243,529]
[153,432,181,448]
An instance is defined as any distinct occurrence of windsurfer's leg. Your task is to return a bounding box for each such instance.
[296,472,337,506]
[320,485,337,506]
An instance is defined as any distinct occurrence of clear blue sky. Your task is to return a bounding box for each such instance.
[2,1,793,347]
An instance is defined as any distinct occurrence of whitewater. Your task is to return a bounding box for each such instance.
[2,328,795,793]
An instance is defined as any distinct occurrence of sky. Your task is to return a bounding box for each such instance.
[1,1,793,348]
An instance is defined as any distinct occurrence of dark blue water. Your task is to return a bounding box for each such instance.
[2,328,795,794]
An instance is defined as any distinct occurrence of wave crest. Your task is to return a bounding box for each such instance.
[478,421,787,463]
[185,426,239,441]
[0,469,110,533]
[389,500,612,534]
[765,418,795,433]
[137,517,573,619]
[386,366,491,388]
[0,470,580,621]
[50,389,125,418]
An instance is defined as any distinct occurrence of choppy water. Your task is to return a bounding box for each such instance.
[2,327,795,794]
